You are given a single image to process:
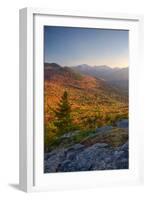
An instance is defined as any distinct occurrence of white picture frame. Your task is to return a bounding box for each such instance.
[19,7,144,192]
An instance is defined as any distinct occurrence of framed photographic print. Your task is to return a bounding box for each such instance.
[19,8,144,192]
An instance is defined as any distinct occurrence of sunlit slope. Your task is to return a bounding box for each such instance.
[44,63,128,129]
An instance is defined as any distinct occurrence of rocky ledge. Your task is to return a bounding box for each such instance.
[44,141,128,173]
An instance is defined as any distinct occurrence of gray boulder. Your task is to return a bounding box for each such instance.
[95,126,113,134]
[116,119,128,128]
[44,149,66,173]
[61,130,79,138]
[67,143,85,151]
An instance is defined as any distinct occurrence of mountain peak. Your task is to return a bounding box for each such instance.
[44,62,62,69]
[75,64,91,68]
[93,65,111,70]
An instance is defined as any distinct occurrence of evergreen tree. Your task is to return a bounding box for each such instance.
[54,91,74,135]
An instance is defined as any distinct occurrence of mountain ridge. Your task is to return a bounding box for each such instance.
[44,62,128,93]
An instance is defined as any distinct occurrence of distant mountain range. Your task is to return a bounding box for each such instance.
[72,64,128,93]
[44,63,128,81]
[72,64,128,80]
[44,63,128,94]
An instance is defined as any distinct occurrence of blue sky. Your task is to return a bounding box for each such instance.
[44,26,129,68]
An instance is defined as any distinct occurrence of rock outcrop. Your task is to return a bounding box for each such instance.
[116,119,128,129]
[44,141,128,173]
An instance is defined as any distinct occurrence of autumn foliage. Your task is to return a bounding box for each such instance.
[44,63,128,152]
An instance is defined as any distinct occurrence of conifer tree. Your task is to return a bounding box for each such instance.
[54,91,74,135]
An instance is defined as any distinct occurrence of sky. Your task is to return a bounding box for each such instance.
[44,26,129,68]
